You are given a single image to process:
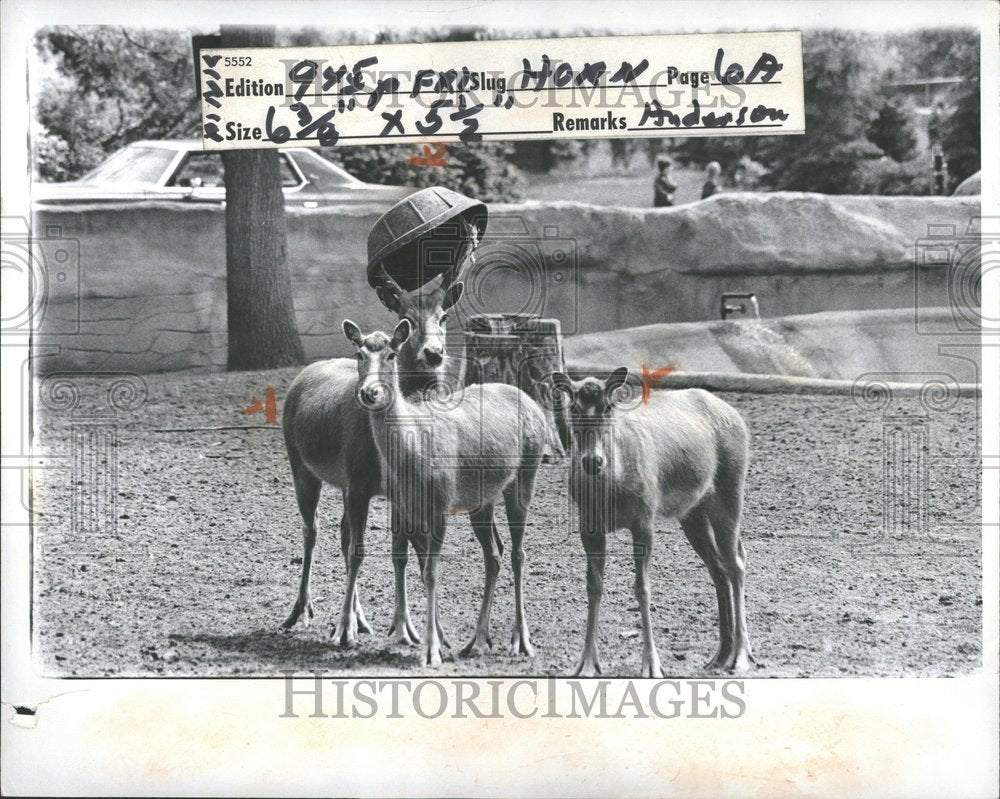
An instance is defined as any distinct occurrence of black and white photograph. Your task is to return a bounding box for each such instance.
[1,0,997,796]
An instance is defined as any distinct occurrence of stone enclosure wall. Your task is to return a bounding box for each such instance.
[33,192,980,373]
[563,307,982,384]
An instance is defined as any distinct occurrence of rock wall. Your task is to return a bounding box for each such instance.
[33,192,979,373]
[563,307,982,384]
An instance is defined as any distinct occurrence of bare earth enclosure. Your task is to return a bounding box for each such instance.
[32,369,982,678]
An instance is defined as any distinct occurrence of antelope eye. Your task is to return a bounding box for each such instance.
[440,313,448,323]
[387,352,397,361]
[355,353,363,361]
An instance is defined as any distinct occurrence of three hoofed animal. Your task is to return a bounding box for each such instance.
[551,367,753,677]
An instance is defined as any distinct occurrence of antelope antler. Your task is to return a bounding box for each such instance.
[438,221,480,291]
[376,264,405,312]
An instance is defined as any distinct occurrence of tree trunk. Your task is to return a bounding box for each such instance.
[221,25,305,371]
[463,313,570,458]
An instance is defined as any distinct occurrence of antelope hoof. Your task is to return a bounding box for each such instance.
[569,652,602,678]
[704,647,731,671]
[281,599,314,630]
[421,642,444,668]
[387,615,422,646]
[640,653,664,679]
[728,650,752,673]
[353,606,373,635]
[331,615,358,648]
[460,630,493,658]
[509,628,534,658]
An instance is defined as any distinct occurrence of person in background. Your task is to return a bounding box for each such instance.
[702,161,722,199]
[653,156,677,207]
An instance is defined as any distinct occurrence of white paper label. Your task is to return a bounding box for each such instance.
[198,31,804,150]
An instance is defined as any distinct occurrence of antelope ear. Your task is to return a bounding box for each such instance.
[390,318,412,351]
[605,366,630,395]
[442,281,464,310]
[550,371,575,398]
[343,319,363,346]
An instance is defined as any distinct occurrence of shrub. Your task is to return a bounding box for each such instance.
[856,156,931,196]
[327,141,524,202]
[867,100,918,162]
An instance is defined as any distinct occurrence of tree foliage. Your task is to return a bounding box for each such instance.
[33,27,200,181]
[889,28,980,81]
[757,31,884,192]
[671,28,979,195]
[867,100,917,162]
[941,48,980,187]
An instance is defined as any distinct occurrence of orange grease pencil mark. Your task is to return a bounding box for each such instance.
[243,386,278,424]
[641,364,677,404]
[407,144,448,167]
[450,505,479,515]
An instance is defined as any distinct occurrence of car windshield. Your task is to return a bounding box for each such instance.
[79,146,178,186]
[168,152,302,189]
[287,150,361,190]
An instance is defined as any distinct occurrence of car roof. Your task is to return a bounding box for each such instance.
[110,140,404,191]
[126,140,345,161]
[130,140,202,150]
[128,139,321,154]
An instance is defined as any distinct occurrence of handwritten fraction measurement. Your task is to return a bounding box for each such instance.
[199,31,804,150]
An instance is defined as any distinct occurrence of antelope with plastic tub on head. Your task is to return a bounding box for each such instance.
[551,368,753,677]
[346,318,548,667]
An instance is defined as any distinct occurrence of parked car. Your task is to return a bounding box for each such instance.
[32,140,415,207]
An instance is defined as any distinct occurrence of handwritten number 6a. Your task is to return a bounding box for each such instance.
[714,48,783,85]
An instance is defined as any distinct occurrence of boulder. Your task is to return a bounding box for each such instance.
[563,307,980,383]
[952,171,981,196]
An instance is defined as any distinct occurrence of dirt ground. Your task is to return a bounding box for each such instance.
[31,368,982,678]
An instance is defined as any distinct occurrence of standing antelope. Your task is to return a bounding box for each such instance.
[345,318,548,667]
[551,368,753,677]
[281,266,465,647]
